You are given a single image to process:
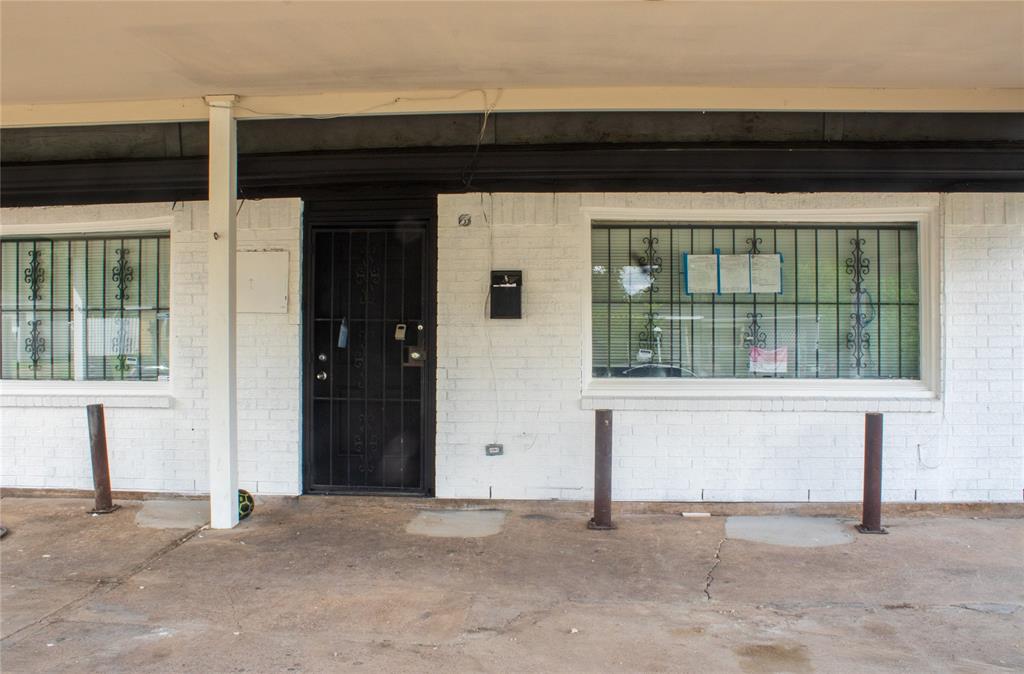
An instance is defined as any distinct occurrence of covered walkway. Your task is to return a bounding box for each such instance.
[2,496,1021,672]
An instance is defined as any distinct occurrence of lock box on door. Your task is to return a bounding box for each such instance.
[490,270,522,319]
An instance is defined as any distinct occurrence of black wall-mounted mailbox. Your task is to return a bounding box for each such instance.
[490,270,522,319]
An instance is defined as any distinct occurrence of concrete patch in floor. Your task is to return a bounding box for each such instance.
[406,509,506,538]
[134,500,208,530]
[725,515,853,547]
[736,642,812,673]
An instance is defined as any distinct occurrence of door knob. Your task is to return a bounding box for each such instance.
[316,371,328,381]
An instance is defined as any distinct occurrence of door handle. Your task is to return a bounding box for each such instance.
[316,371,328,381]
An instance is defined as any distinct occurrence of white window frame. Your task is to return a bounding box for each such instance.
[0,216,173,399]
[580,206,940,400]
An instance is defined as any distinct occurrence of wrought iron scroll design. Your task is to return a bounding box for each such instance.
[844,237,872,373]
[110,247,136,372]
[743,312,767,348]
[354,253,381,304]
[22,246,47,369]
[744,235,765,348]
[3,235,171,382]
[591,223,919,380]
[352,416,365,454]
[24,319,46,369]
[112,248,134,301]
[352,336,367,376]
[635,235,662,356]
[638,236,661,293]
[24,249,44,301]
[112,325,132,372]
[638,312,657,352]
[354,412,380,476]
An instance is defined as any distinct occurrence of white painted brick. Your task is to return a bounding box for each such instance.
[435,192,1024,503]
[1,199,303,496]
[5,193,1021,504]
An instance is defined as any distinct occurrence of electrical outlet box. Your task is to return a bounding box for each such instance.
[485,443,504,456]
[237,251,289,313]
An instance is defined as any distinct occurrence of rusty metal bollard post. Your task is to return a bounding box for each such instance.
[856,412,886,534]
[588,409,615,530]
[87,404,120,514]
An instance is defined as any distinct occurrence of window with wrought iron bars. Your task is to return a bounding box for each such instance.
[1,235,170,381]
[591,223,919,379]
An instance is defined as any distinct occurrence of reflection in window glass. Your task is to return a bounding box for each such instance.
[1,235,170,381]
[591,223,919,379]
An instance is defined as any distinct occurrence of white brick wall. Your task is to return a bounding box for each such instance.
[1,199,303,495]
[435,193,1024,503]
[4,192,1022,503]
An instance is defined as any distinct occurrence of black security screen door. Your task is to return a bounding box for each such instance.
[303,197,435,494]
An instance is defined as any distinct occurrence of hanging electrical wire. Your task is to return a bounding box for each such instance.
[460,90,503,189]
[214,87,500,121]
[201,88,504,192]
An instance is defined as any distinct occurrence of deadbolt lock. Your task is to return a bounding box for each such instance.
[403,346,425,367]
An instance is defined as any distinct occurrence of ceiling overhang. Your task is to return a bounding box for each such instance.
[4,86,1024,128]
[2,1,1022,127]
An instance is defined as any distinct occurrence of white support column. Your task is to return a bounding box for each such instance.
[205,95,239,529]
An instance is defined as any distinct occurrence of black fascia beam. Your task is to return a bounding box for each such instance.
[2,143,1022,207]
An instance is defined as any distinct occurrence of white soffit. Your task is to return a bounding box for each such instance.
[2,0,1023,125]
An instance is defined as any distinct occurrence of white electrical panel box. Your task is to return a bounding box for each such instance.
[237,251,289,313]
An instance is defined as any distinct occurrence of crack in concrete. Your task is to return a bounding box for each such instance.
[703,537,727,601]
[0,581,100,642]
[953,603,1022,616]
[463,603,556,640]
[0,524,206,644]
[754,600,1024,615]
[0,572,100,586]
[453,598,564,646]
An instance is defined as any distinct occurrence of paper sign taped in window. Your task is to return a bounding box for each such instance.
[719,254,751,293]
[751,254,783,294]
[683,254,718,294]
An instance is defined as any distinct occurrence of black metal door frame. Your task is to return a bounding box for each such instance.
[301,194,437,495]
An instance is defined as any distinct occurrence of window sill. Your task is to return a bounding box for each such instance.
[0,381,172,408]
[581,378,939,412]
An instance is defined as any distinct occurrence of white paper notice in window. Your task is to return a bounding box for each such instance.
[719,254,751,293]
[684,254,718,294]
[618,266,654,296]
[751,254,783,294]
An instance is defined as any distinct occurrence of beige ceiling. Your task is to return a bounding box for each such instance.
[3,0,1023,104]
[1,0,1022,125]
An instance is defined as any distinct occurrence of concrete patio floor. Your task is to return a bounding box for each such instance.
[1,496,1022,673]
